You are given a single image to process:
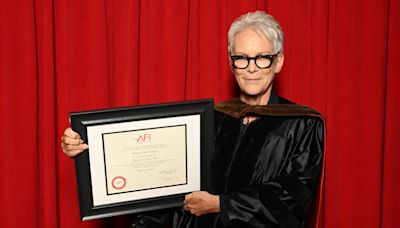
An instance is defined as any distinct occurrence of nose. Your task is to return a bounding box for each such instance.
[247,59,258,73]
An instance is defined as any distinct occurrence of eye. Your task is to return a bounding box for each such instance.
[230,55,250,69]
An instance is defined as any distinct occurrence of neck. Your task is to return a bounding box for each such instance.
[240,91,271,106]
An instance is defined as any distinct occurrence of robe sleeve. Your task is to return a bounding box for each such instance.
[129,209,175,228]
[220,117,324,228]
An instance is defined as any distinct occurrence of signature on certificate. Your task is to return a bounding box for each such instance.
[159,166,178,175]
[159,166,179,182]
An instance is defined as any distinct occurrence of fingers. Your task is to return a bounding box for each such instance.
[61,145,85,157]
[61,127,88,157]
[64,127,80,139]
[182,191,219,216]
[184,193,192,202]
[183,192,201,216]
[62,136,82,146]
[61,141,88,157]
[183,194,191,211]
[61,143,89,157]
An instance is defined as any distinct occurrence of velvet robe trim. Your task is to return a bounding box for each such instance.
[215,99,321,118]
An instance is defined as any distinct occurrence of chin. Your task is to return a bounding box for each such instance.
[242,87,263,94]
[242,90,264,97]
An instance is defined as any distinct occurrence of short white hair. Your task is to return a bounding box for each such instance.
[228,11,284,55]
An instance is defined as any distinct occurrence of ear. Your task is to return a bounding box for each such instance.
[274,54,284,73]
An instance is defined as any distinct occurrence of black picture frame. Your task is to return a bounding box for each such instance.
[70,99,214,221]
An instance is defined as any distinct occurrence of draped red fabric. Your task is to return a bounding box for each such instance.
[1,0,399,227]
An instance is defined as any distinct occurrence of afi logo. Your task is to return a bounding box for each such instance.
[137,133,151,143]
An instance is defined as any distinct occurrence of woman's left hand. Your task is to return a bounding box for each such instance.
[183,191,220,217]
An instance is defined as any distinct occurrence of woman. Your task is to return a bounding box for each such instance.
[62,11,324,228]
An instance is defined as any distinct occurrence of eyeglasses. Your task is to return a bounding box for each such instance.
[230,53,280,69]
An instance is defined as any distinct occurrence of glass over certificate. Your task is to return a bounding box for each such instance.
[87,115,201,207]
[70,99,214,221]
[103,125,188,195]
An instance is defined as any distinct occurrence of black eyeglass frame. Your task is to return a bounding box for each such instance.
[230,52,280,69]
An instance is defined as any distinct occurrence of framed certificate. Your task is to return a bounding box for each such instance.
[70,99,214,221]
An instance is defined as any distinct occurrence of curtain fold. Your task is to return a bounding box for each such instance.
[381,0,400,227]
[1,0,399,227]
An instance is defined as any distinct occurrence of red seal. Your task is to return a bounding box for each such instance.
[111,176,127,190]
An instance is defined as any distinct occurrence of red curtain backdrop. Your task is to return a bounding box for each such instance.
[1,0,399,227]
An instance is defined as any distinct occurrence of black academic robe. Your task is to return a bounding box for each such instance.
[176,95,325,228]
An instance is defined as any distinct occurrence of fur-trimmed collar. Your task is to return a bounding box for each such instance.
[215,98,321,119]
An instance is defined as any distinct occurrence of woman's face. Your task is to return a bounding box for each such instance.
[231,28,284,104]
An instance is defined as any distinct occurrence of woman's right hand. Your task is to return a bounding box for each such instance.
[61,127,89,157]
